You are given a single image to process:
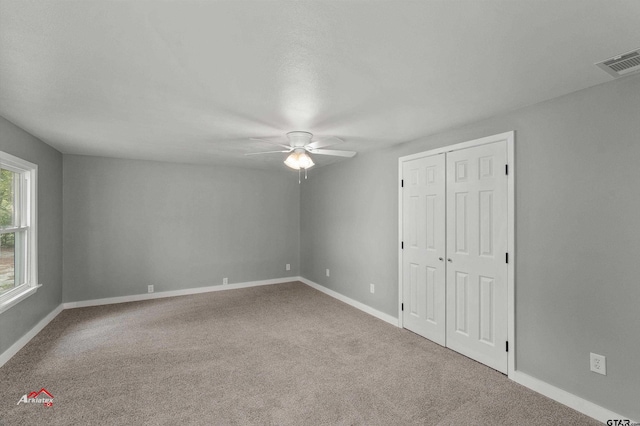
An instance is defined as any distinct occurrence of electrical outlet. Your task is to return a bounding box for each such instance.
[326,269,330,277]
[223,277,228,285]
[147,285,154,293]
[370,283,375,294]
[590,352,606,375]
[286,264,291,271]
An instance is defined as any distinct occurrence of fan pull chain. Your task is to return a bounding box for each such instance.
[298,168,301,184]
[305,168,308,180]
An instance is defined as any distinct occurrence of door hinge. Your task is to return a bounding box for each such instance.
[506,341,509,352]
[506,253,509,264]
[505,164,508,175]
[401,241,404,249]
[401,179,404,187]
[401,303,404,311]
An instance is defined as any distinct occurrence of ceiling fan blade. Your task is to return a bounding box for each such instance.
[308,149,357,158]
[306,136,344,150]
[250,138,292,149]
[244,150,291,156]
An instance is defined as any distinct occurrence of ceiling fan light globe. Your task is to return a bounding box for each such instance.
[298,152,315,169]
[284,153,301,170]
[284,150,314,170]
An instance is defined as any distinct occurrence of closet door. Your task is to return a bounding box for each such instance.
[402,153,446,345]
[445,141,508,373]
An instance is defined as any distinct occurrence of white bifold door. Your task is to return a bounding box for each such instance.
[402,139,509,374]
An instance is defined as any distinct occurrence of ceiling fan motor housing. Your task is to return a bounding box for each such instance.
[286,131,313,148]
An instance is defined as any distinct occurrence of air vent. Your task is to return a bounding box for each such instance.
[596,49,640,78]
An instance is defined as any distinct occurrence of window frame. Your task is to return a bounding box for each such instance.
[0,151,38,314]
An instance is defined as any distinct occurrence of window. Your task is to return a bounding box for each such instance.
[0,151,38,314]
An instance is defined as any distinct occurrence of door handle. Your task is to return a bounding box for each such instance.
[447,258,452,263]
[439,257,444,261]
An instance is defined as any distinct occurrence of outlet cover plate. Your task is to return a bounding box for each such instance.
[590,352,606,375]
[147,285,154,293]
[370,283,375,294]
[223,278,228,285]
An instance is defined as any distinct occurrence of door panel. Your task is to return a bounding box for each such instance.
[446,141,508,373]
[402,154,446,345]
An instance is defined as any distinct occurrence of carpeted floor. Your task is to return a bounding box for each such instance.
[0,282,600,425]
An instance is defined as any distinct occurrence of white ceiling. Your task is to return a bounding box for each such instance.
[1,1,639,170]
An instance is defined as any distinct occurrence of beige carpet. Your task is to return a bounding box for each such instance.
[0,282,599,425]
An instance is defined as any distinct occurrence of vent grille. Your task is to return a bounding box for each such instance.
[596,49,640,78]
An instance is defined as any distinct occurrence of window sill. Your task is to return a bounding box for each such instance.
[0,284,42,315]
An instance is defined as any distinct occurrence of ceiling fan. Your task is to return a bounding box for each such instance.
[245,131,357,174]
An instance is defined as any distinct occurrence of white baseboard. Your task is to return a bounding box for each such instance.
[511,370,634,424]
[0,304,63,368]
[299,277,398,326]
[62,277,299,309]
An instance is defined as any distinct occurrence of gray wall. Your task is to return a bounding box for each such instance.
[63,155,300,302]
[301,149,398,311]
[301,75,640,420]
[0,116,63,355]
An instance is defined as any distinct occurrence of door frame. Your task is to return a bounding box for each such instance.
[398,131,515,376]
